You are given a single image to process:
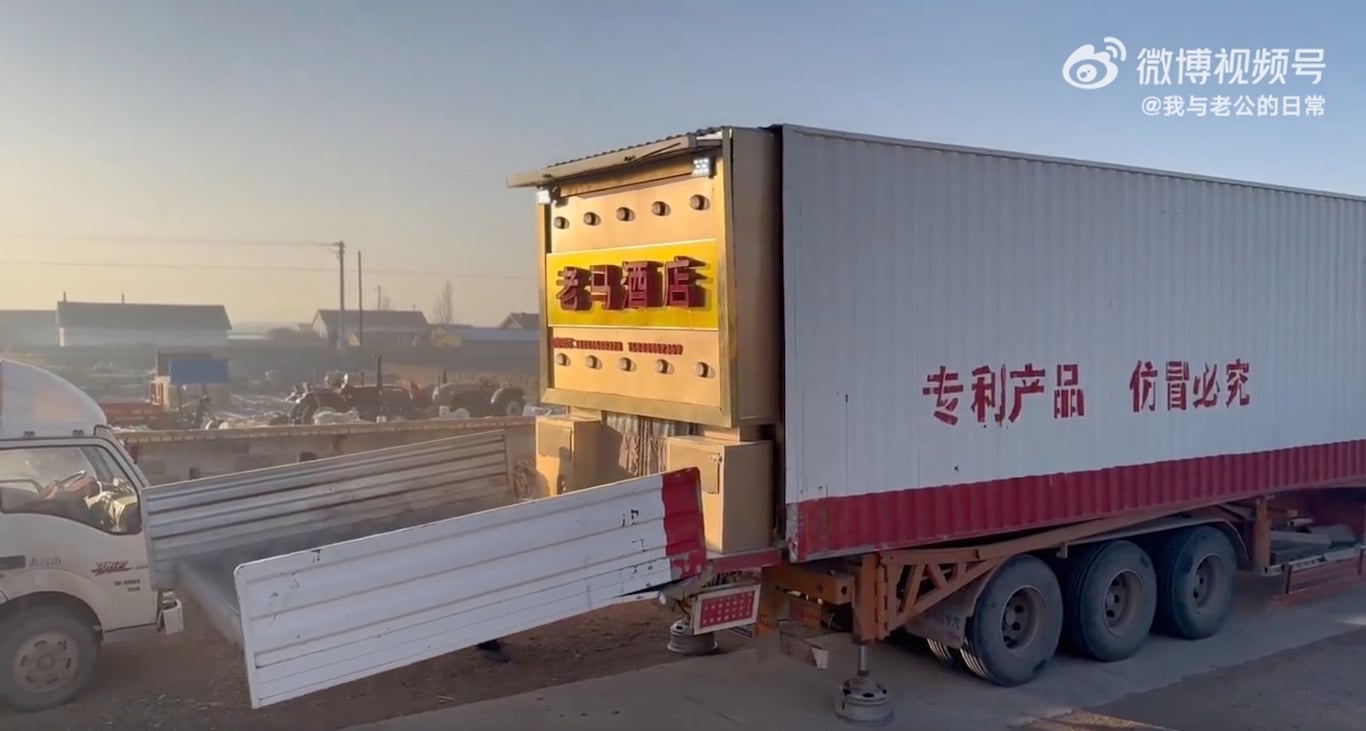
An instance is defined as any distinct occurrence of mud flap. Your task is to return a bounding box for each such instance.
[232,468,705,708]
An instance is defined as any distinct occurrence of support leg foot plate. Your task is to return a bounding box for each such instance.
[834,674,894,726]
[667,619,719,656]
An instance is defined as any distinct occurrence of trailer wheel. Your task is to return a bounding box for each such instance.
[0,607,99,712]
[959,555,1063,687]
[1062,540,1157,662]
[925,639,961,667]
[1153,525,1237,640]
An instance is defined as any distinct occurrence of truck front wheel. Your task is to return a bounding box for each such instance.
[959,554,1063,687]
[0,607,99,712]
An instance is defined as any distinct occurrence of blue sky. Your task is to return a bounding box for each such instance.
[0,0,1359,323]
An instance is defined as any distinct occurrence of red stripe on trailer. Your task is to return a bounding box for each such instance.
[791,439,1366,561]
[660,467,708,579]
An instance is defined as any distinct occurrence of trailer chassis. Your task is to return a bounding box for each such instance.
[667,487,1366,726]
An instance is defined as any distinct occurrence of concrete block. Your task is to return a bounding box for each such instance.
[234,454,283,472]
[1310,524,1359,547]
[1270,530,1333,547]
[221,439,252,456]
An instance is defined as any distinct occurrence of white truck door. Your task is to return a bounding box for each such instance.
[0,440,157,630]
[233,467,705,708]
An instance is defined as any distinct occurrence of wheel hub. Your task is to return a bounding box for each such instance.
[1191,554,1220,610]
[1104,570,1142,630]
[13,631,79,694]
[1000,586,1044,652]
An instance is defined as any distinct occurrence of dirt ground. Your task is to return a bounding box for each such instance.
[4,598,746,731]
[1021,628,1366,731]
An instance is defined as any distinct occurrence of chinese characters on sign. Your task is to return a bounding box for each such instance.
[923,363,1084,427]
[1061,38,1328,119]
[922,359,1251,426]
[1130,359,1251,413]
[555,256,703,313]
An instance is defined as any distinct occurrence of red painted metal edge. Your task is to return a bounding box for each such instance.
[792,439,1366,561]
[660,467,707,579]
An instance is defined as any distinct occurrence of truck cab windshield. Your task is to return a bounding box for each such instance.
[0,444,141,534]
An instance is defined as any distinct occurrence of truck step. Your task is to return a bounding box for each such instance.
[1269,545,1327,565]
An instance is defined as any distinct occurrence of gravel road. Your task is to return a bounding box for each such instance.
[2,597,742,731]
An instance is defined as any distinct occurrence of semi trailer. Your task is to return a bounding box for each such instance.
[3,125,1366,724]
[504,125,1366,724]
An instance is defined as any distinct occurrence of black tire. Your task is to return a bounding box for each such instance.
[293,396,318,425]
[0,608,100,712]
[1062,540,1157,662]
[452,397,481,417]
[491,389,525,417]
[925,639,961,667]
[1153,525,1237,640]
[959,555,1063,687]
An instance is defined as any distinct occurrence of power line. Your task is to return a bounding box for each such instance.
[0,234,326,248]
[0,259,534,281]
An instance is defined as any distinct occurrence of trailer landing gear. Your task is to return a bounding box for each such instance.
[834,644,893,726]
[666,618,718,656]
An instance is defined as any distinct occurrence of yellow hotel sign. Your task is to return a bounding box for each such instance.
[544,240,719,329]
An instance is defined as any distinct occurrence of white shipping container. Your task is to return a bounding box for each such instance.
[779,125,1366,561]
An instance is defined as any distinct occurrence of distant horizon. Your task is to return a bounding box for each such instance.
[0,304,528,332]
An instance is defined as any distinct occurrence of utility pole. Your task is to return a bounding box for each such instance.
[333,241,346,353]
[356,250,364,350]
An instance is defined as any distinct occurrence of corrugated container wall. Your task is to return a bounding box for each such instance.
[779,125,1366,561]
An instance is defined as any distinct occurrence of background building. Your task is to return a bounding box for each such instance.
[497,312,539,329]
[56,301,232,348]
[0,310,59,348]
[311,309,430,347]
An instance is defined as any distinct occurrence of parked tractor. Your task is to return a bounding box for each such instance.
[286,375,419,424]
[424,378,526,418]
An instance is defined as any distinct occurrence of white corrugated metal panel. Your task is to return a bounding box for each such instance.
[233,469,704,708]
[781,126,1366,549]
[143,431,514,588]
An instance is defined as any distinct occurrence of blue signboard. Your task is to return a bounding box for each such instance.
[167,357,229,385]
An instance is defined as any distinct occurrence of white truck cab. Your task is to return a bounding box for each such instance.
[0,359,184,712]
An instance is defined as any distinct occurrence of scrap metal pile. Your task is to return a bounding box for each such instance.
[284,372,529,425]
